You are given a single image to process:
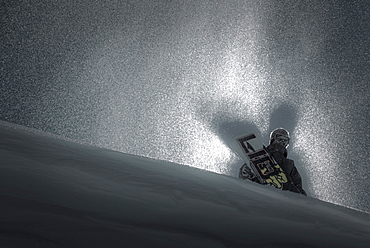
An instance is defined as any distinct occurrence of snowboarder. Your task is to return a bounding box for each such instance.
[241,128,307,195]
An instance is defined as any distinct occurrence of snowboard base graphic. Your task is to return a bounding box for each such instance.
[232,133,289,189]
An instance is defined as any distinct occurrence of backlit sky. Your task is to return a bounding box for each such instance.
[1,0,369,212]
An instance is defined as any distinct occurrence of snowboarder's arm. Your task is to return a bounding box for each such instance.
[289,164,307,196]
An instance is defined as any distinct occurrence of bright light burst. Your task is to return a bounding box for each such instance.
[3,0,366,212]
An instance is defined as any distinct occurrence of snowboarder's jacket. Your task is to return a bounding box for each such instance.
[266,143,307,196]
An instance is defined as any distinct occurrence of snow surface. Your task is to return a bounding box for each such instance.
[1,121,370,248]
[2,0,370,213]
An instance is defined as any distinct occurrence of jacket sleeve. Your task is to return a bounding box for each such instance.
[288,160,307,196]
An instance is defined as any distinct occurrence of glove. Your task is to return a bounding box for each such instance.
[239,163,257,180]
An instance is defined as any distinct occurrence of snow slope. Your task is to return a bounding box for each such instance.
[2,0,370,214]
[1,121,370,248]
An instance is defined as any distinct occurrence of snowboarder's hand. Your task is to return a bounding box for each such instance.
[239,164,257,180]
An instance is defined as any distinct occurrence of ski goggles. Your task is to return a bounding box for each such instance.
[275,135,290,148]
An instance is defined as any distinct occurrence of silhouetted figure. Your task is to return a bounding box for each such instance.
[241,128,306,195]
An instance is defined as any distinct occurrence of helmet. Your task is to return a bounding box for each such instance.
[269,128,290,148]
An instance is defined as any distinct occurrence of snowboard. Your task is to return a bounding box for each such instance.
[231,133,289,189]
